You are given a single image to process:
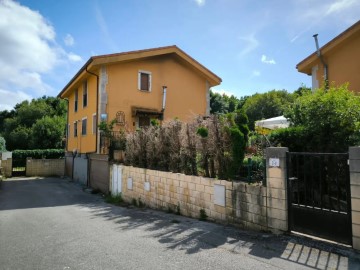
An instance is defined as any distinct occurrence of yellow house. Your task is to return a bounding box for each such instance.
[58,45,222,155]
[297,20,360,91]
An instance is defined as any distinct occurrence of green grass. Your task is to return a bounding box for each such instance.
[199,209,208,221]
[105,194,123,205]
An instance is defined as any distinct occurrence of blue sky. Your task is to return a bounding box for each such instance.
[0,0,359,110]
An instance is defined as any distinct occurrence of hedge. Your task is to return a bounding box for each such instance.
[12,149,65,160]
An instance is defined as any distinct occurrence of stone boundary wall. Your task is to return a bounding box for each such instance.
[349,147,360,250]
[0,152,12,178]
[1,159,12,178]
[115,148,288,234]
[26,158,65,177]
[89,154,110,194]
[65,152,74,178]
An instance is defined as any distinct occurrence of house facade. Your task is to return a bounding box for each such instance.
[297,20,360,91]
[58,45,221,186]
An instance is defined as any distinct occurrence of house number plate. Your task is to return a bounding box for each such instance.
[269,158,280,167]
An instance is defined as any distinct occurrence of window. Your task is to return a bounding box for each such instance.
[74,122,78,137]
[92,113,97,134]
[82,118,87,136]
[138,116,150,127]
[138,71,151,91]
[74,89,78,112]
[83,81,88,107]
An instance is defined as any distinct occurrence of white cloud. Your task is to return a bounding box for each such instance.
[0,0,83,109]
[288,0,360,42]
[194,0,205,7]
[68,52,82,62]
[238,34,259,57]
[94,4,119,52]
[261,55,276,65]
[326,0,358,15]
[64,34,75,46]
[252,70,261,77]
[212,88,236,97]
[0,88,32,111]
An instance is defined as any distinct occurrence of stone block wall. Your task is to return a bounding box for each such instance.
[349,147,360,250]
[89,154,110,194]
[1,159,12,178]
[116,159,288,233]
[265,147,288,233]
[26,158,65,177]
[65,152,74,178]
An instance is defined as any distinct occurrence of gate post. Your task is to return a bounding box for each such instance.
[265,147,289,234]
[349,147,360,250]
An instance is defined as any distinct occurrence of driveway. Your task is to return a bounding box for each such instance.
[0,177,359,270]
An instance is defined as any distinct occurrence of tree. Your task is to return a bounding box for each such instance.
[1,96,67,150]
[283,84,360,152]
[0,110,15,135]
[234,109,249,143]
[0,136,6,151]
[210,90,242,114]
[31,116,66,149]
[210,91,229,114]
[7,126,32,150]
[242,90,295,130]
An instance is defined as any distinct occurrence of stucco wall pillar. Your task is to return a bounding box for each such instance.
[349,147,360,250]
[265,147,289,233]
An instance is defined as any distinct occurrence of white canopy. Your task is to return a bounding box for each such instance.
[255,116,289,130]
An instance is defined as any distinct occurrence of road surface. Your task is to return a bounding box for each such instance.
[0,177,359,270]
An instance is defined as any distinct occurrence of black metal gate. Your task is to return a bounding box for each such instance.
[12,158,26,177]
[287,152,352,245]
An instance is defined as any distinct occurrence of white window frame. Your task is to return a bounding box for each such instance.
[138,70,152,92]
[81,117,87,136]
[83,80,88,108]
[92,113,97,134]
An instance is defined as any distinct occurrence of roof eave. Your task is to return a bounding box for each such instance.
[57,58,94,98]
[57,45,222,98]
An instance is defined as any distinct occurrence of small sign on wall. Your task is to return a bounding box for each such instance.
[127,177,133,190]
[214,184,226,206]
[269,158,280,168]
[144,182,150,192]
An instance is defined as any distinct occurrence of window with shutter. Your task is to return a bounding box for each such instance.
[74,89,78,112]
[138,71,151,92]
[138,116,150,127]
[83,81,88,108]
[74,122,78,137]
[82,118,87,135]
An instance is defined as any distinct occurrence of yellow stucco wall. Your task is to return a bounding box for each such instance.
[310,33,360,92]
[106,55,208,131]
[66,75,97,153]
[66,54,211,153]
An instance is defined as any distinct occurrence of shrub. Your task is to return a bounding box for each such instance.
[268,127,308,152]
[124,115,248,181]
[284,84,360,152]
[12,149,64,160]
[196,126,208,138]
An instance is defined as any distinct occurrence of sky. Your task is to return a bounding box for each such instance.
[0,0,359,111]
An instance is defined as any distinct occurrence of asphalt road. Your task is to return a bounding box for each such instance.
[0,177,360,270]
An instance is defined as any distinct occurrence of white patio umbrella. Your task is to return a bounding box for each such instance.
[255,115,289,130]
